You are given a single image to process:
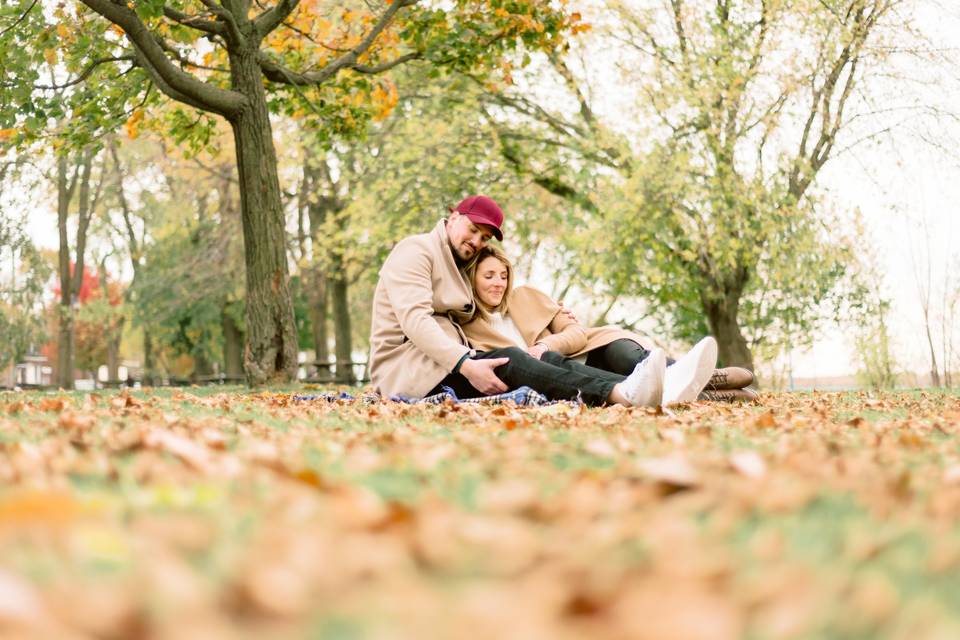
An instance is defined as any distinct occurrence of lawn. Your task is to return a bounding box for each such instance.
[2,387,960,639]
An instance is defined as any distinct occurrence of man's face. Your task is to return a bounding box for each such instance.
[447,212,494,261]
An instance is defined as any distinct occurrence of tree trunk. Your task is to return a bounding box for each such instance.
[227,47,299,385]
[98,261,123,383]
[222,305,244,379]
[702,292,755,372]
[107,323,122,382]
[331,272,354,384]
[924,320,941,387]
[56,156,75,389]
[56,306,74,389]
[194,352,214,379]
[308,272,330,365]
[304,160,331,371]
[143,331,155,386]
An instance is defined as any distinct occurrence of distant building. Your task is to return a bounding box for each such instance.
[0,353,53,388]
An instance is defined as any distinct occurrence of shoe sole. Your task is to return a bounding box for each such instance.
[624,349,666,407]
[663,337,718,406]
[643,349,666,407]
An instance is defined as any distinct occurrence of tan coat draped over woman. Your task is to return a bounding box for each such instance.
[461,285,655,357]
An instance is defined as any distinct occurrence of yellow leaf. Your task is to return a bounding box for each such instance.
[0,128,17,142]
[125,109,144,139]
[43,48,58,65]
[56,23,70,39]
[371,80,398,122]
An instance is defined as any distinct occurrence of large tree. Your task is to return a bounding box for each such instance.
[482,0,920,371]
[6,0,578,384]
[55,146,105,388]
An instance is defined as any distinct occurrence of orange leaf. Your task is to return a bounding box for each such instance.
[753,411,778,428]
[0,491,86,525]
[57,410,96,432]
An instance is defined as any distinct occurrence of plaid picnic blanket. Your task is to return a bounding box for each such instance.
[396,385,554,406]
[294,385,564,407]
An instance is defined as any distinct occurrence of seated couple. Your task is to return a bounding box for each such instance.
[368,195,756,407]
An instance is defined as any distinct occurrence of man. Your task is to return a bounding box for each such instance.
[368,195,714,407]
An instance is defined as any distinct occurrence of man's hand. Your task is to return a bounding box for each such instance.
[459,357,509,395]
[557,301,578,323]
[526,343,548,360]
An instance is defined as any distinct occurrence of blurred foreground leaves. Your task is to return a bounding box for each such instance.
[2,389,960,638]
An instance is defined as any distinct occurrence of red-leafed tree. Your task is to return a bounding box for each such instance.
[45,262,126,383]
[53,262,101,305]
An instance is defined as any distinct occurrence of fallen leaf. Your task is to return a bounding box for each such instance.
[57,410,96,432]
[611,580,744,640]
[143,429,216,473]
[38,397,68,412]
[584,438,616,458]
[0,491,86,525]
[729,450,767,479]
[754,411,778,429]
[635,454,699,488]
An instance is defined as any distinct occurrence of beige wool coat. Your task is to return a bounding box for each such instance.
[462,285,655,357]
[368,220,475,398]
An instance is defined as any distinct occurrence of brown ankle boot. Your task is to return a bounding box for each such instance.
[698,387,759,403]
[706,367,754,390]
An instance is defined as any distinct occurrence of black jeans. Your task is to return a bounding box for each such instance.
[585,338,675,375]
[431,347,625,406]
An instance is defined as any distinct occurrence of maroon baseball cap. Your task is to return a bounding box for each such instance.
[448,195,504,241]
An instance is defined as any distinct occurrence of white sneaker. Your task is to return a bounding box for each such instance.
[619,348,666,407]
[663,337,718,406]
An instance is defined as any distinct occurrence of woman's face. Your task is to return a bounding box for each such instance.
[474,255,509,309]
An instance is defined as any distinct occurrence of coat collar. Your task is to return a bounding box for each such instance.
[430,219,475,323]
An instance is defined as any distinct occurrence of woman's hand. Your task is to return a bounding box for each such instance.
[557,301,578,323]
[526,343,549,360]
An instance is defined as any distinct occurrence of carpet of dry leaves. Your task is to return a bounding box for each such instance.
[2,387,960,639]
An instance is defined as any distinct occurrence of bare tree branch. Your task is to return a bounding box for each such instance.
[353,52,422,74]
[162,6,224,36]
[197,0,246,45]
[78,0,245,118]
[257,0,418,85]
[33,55,136,90]
[253,0,301,39]
[0,0,38,38]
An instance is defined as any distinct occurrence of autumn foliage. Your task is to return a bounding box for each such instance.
[44,264,123,375]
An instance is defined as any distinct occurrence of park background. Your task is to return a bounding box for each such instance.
[2,0,960,391]
[7,3,960,639]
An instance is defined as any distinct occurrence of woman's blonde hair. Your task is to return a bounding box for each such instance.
[465,245,514,320]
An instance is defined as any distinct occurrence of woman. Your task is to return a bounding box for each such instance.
[462,246,755,402]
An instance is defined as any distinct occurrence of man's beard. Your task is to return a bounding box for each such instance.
[449,239,473,265]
